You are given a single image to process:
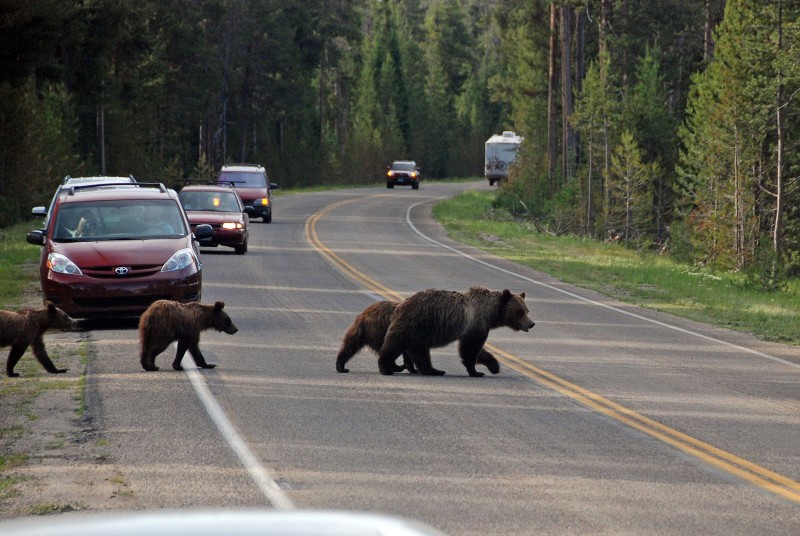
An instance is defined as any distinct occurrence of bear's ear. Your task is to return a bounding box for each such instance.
[46,302,56,315]
[501,289,512,302]
[214,301,225,312]
[519,292,526,299]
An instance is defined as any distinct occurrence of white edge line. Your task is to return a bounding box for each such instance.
[182,356,295,510]
[406,200,800,371]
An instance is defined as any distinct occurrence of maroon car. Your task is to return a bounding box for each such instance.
[178,183,250,255]
[26,183,212,318]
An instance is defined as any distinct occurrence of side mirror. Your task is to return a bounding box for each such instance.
[32,206,47,217]
[269,183,279,190]
[244,206,255,216]
[26,230,45,246]
[194,224,213,240]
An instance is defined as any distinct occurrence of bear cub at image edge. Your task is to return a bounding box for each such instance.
[139,300,238,372]
[1,301,77,378]
[378,287,534,377]
[336,300,500,375]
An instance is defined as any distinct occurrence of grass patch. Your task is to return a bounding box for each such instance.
[433,190,800,345]
[0,221,41,308]
[0,476,26,500]
[26,502,82,515]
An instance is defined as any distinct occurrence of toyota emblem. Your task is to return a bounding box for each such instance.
[115,267,130,276]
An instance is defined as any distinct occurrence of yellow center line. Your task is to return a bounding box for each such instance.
[306,197,800,504]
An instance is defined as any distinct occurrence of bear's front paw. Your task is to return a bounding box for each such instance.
[172,364,184,371]
[468,370,485,377]
[200,363,217,369]
[143,366,159,372]
[52,368,68,374]
[378,368,395,376]
[7,371,20,378]
[336,367,350,373]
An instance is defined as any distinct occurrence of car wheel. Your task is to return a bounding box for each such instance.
[264,213,272,223]
[412,182,419,190]
[235,242,247,255]
[387,183,394,189]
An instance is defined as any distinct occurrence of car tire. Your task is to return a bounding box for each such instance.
[412,182,419,190]
[235,242,247,255]
[387,183,394,189]
[264,213,272,223]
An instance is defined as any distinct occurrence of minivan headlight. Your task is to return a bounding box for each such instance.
[161,248,199,272]
[47,253,83,275]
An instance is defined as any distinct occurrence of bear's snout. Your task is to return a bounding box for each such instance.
[226,326,238,335]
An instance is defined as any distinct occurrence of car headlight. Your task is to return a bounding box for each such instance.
[387,170,395,177]
[161,248,199,272]
[258,197,270,206]
[47,253,83,275]
[221,222,243,230]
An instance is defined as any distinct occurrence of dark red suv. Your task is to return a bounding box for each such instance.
[26,183,212,318]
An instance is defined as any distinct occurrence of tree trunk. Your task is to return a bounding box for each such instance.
[575,7,586,169]
[547,2,558,193]
[560,3,574,184]
[773,1,784,260]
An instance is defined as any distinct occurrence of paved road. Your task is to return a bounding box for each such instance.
[85,180,800,535]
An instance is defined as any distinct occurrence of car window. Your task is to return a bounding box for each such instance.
[180,191,241,212]
[53,200,187,241]
[392,162,415,171]
[218,171,267,188]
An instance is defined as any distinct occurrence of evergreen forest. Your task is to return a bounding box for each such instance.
[0,0,798,282]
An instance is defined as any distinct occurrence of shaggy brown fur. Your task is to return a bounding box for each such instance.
[336,300,500,374]
[139,300,238,371]
[1,302,77,377]
[378,287,534,377]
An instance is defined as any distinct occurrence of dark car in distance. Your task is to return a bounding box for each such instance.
[386,161,420,189]
[217,163,278,223]
[26,183,212,318]
[179,183,250,255]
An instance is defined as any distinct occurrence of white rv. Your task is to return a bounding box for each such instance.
[484,131,523,185]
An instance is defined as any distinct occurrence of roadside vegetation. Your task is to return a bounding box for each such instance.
[0,222,40,308]
[433,190,800,346]
[0,221,89,517]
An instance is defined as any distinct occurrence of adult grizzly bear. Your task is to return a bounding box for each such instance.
[1,302,77,377]
[335,300,501,375]
[378,287,534,377]
[139,300,238,372]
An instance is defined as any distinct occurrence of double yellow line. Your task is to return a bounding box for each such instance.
[306,196,800,504]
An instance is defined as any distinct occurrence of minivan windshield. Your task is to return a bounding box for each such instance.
[218,171,267,188]
[391,162,416,171]
[53,200,187,241]
[179,191,241,212]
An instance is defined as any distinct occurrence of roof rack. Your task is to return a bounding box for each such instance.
[183,179,234,188]
[221,163,263,168]
[66,182,166,196]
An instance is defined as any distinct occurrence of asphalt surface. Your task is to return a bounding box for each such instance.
[83,181,800,535]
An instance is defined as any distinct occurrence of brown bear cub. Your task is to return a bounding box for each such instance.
[139,300,238,372]
[1,301,77,377]
[336,300,500,375]
[378,287,534,377]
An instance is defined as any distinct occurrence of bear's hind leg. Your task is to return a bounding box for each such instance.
[6,344,27,377]
[141,336,169,371]
[335,326,365,373]
[401,352,418,373]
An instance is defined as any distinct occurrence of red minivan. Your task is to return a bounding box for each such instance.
[26,183,212,318]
